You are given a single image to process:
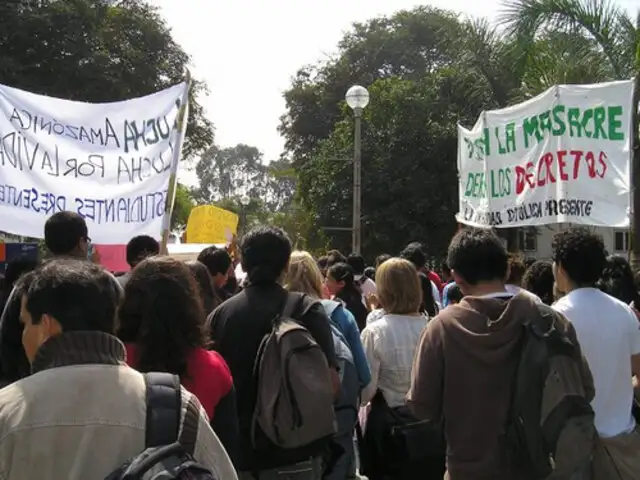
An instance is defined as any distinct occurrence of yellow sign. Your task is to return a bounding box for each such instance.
[185,205,239,244]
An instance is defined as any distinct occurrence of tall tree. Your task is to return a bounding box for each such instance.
[0,0,214,160]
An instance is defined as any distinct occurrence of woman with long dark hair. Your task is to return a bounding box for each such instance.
[597,255,640,315]
[326,263,369,331]
[117,256,239,464]
[186,260,217,314]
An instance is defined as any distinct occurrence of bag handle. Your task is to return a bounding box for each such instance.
[144,372,181,448]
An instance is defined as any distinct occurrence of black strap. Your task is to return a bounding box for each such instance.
[144,372,181,448]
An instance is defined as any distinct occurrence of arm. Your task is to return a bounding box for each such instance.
[301,303,340,398]
[624,306,640,379]
[406,318,444,420]
[211,385,239,468]
[339,308,372,388]
[360,326,380,405]
[185,390,238,480]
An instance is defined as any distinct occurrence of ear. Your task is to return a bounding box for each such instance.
[39,314,63,337]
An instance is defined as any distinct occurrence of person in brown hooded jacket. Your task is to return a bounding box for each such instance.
[407,228,591,480]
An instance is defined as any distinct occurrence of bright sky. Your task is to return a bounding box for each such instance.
[150,0,637,185]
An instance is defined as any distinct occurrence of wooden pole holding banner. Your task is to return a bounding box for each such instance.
[160,70,192,255]
[630,70,640,267]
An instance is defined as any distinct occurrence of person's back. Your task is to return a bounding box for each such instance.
[208,227,339,479]
[554,288,638,437]
[0,258,236,480]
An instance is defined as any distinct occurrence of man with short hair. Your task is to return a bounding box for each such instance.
[117,235,160,287]
[0,259,236,479]
[347,253,376,296]
[407,228,592,479]
[552,227,640,476]
[198,246,233,300]
[208,226,339,479]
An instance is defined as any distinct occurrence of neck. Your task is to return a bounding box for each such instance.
[463,281,507,297]
[563,281,592,294]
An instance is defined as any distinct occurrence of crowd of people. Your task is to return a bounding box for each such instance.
[0,211,639,479]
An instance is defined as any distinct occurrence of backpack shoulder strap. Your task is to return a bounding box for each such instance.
[144,372,181,448]
[178,394,201,456]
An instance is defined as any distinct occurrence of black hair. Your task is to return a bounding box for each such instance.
[522,260,555,305]
[400,242,437,316]
[317,256,329,273]
[117,257,209,380]
[3,256,39,292]
[241,226,292,284]
[447,284,463,304]
[347,254,366,275]
[197,246,232,277]
[525,257,537,269]
[441,261,451,277]
[375,254,391,268]
[400,242,427,270]
[447,228,508,285]
[326,250,347,268]
[0,272,34,385]
[596,255,640,306]
[327,262,368,330]
[364,266,376,281]
[126,235,160,268]
[551,227,606,287]
[24,259,118,334]
[185,260,217,314]
[44,211,88,255]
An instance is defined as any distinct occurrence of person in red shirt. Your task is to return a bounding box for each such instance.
[117,256,239,465]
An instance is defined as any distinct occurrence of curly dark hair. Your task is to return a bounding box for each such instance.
[117,256,209,380]
[551,227,606,286]
[596,255,640,306]
[522,260,555,305]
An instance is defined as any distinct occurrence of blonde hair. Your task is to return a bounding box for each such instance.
[376,258,421,315]
[285,251,324,299]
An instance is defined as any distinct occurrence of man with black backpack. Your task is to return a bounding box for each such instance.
[0,259,236,480]
[208,227,340,480]
[407,229,595,480]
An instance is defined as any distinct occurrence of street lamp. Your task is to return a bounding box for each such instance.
[345,85,369,255]
[240,195,250,235]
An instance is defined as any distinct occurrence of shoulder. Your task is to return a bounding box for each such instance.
[190,349,233,391]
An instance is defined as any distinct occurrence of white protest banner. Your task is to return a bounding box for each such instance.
[457,80,634,228]
[0,82,188,243]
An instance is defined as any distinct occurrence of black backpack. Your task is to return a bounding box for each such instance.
[105,372,217,480]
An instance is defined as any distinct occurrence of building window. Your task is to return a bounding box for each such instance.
[518,229,537,252]
[614,230,630,253]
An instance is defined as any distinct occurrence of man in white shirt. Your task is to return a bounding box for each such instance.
[552,227,640,476]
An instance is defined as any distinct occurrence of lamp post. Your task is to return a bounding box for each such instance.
[345,85,369,255]
[240,195,250,236]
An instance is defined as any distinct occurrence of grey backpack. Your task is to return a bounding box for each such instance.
[252,292,337,449]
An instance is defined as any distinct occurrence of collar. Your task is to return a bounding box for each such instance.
[31,331,126,374]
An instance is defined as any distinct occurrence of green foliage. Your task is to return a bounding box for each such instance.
[0,0,214,160]
[170,183,194,230]
[281,2,639,257]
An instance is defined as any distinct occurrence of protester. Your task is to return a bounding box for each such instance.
[0,256,38,387]
[326,262,370,331]
[117,256,239,463]
[208,226,339,479]
[186,260,218,314]
[445,283,463,305]
[285,250,371,388]
[399,242,440,316]
[117,234,160,287]
[198,246,233,304]
[0,259,236,479]
[521,260,555,305]
[596,255,640,315]
[359,258,445,479]
[407,228,590,479]
[552,227,640,477]
[505,253,542,303]
[347,253,377,296]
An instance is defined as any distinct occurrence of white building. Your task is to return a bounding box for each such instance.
[516,225,630,260]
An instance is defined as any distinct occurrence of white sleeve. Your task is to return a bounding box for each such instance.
[624,305,640,356]
[430,281,442,307]
[360,326,380,405]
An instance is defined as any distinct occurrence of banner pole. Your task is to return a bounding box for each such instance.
[160,70,191,255]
